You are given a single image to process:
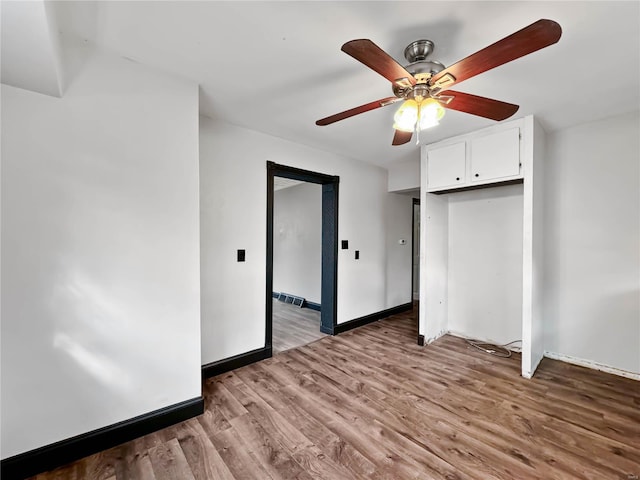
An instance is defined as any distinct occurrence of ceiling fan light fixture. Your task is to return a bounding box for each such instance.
[318,20,562,146]
[418,98,445,130]
[394,98,445,133]
[393,99,419,132]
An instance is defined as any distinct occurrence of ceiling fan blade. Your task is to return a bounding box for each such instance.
[442,91,519,121]
[392,130,413,146]
[316,96,400,126]
[342,39,417,86]
[430,19,562,91]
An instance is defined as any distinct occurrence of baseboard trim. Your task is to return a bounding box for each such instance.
[304,301,321,311]
[334,302,413,334]
[543,351,640,381]
[0,396,204,480]
[202,346,272,379]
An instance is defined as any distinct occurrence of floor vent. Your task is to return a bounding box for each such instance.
[277,292,305,307]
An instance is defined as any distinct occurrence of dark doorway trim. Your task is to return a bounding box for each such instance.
[412,198,421,345]
[267,161,339,344]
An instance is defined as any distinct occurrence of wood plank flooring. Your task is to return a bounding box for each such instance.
[272,300,326,354]
[33,307,640,479]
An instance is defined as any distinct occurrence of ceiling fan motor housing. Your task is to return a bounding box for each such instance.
[407,60,446,78]
[393,39,446,99]
[404,39,435,62]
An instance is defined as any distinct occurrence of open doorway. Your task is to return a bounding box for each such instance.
[272,179,323,353]
[412,198,420,302]
[412,198,420,340]
[266,162,339,355]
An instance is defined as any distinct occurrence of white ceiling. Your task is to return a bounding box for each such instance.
[274,177,304,191]
[19,2,640,168]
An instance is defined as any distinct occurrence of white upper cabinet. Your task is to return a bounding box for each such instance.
[470,127,521,183]
[424,122,523,193]
[426,142,466,190]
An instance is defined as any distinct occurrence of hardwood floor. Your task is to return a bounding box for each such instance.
[272,300,326,354]
[33,307,640,479]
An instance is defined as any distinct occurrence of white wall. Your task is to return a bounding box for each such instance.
[388,157,420,193]
[200,117,412,365]
[544,111,640,374]
[447,184,524,344]
[274,182,322,303]
[1,51,201,458]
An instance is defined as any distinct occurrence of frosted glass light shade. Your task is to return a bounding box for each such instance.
[393,98,445,133]
[418,98,445,130]
[393,99,418,132]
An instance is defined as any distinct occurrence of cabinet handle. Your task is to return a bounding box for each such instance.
[475,173,479,177]
[456,177,460,181]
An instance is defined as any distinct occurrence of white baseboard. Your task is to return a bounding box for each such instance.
[543,351,640,381]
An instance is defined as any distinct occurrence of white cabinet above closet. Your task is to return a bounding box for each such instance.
[425,125,522,193]
[426,142,466,190]
[470,127,521,183]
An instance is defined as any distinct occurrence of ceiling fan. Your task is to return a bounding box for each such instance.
[316,19,562,146]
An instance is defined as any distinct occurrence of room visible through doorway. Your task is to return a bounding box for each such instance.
[272,178,324,353]
[266,162,339,356]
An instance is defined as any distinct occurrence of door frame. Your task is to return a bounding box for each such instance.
[266,161,339,353]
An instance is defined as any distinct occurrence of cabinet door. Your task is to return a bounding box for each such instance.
[470,127,520,183]
[427,142,466,191]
